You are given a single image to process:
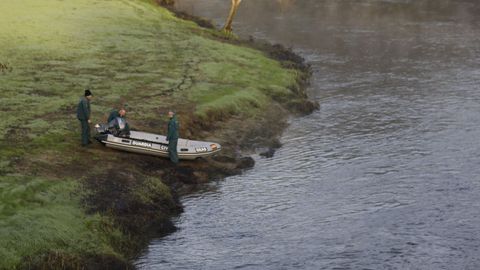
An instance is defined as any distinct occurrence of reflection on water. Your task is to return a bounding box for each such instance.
[136,1,480,269]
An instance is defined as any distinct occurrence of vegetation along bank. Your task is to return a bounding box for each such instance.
[0,0,318,268]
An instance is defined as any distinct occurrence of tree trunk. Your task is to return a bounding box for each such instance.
[223,0,242,32]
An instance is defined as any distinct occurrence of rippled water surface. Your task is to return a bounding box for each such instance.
[137,1,480,269]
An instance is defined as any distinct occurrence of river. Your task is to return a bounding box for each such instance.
[136,1,480,269]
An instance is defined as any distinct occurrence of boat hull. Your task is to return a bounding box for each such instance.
[96,131,221,160]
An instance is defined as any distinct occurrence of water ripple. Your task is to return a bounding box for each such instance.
[136,1,480,269]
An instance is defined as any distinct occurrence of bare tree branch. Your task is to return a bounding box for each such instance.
[223,0,242,33]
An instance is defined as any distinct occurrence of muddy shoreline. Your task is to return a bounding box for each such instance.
[31,3,318,268]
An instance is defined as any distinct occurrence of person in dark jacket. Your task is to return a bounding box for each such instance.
[166,111,179,164]
[76,89,93,146]
[107,107,126,123]
[107,107,130,137]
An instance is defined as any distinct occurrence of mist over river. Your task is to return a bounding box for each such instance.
[136,1,480,269]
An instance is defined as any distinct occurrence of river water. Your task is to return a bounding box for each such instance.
[136,1,480,269]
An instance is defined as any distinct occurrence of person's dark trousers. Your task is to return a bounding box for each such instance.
[79,119,90,146]
[168,139,179,164]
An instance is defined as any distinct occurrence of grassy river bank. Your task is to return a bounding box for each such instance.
[0,0,317,268]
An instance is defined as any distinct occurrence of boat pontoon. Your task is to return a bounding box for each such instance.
[94,119,221,160]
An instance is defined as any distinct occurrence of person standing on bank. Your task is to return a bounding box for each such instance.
[77,89,93,147]
[166,111,179,164]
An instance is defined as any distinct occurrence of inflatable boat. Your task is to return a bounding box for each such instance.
[94,121,221,160]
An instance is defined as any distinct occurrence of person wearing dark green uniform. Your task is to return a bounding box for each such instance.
[166,111,179,164]
[107,108,125,123]
[107,107,130,136]
[76,89,93,146]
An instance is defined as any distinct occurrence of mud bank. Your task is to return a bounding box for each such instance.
[103,2,318,267]
[86,47,317,268]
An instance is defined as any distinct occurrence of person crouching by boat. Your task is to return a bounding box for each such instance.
[108,106,126,123]
[77,89,93,147]
[107,107,130,137]
[166,111,179,164]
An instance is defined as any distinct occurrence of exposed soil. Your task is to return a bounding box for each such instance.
[68,3,319,268]
[11,3,319,268]
[71,81,315,269]
[157,1,216,29]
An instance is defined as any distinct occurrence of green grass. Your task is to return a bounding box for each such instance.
[132,177,173,205]
[0,0,297,134]
[0,0,301,267]
[0,177,124,269]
